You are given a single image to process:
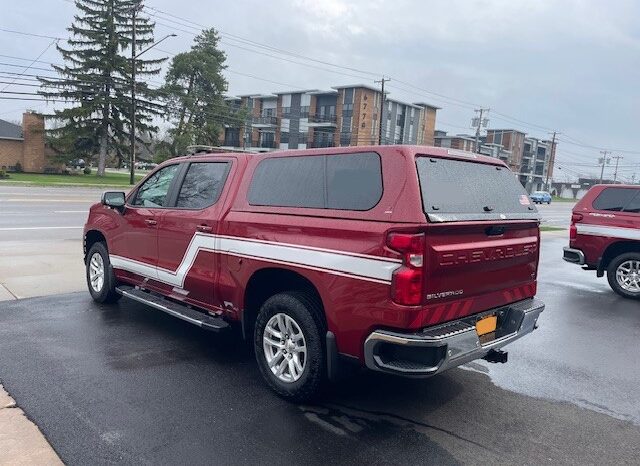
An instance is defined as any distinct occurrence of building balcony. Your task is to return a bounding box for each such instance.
[308,113,337,127]
[307,139,336,148]
[257,140,277,149]
[222,139,241,148]
[252,116,278,128]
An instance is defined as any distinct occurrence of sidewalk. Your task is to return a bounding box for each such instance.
[0,239,84,302]
[0,385,63,465]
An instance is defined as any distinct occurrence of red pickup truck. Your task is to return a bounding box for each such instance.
[84,145,544,400]
[564,184,640,299]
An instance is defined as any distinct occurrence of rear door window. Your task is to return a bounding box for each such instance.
[593,187,638,212]
[416,156,539,222]
[176,162,230,209]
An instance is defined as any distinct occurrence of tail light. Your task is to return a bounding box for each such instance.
[569,213,583,241]
[386,232,425,305]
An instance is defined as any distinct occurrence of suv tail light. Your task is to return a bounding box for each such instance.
[569,213,583,240]
[386,232,425,306]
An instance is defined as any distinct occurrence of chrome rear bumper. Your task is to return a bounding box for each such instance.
[364,298,544,376]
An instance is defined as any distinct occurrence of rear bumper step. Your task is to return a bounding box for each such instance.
[563,247,585,265]
[364,298,544,376]
[116,286,229,332]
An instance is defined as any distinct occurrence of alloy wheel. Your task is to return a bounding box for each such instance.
[89,252,105,293]
[616,260,640,293]
[262,313,307,383]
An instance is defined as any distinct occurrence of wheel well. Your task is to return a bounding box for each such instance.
[84,230,106,260]
[242,268,325,340]
[599,241,640,272]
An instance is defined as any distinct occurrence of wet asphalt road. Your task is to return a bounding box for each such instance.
[1,234,639,464]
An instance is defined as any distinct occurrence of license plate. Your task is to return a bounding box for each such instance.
[476,315,497,336]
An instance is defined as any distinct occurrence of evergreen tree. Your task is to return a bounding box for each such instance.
[162,28,245,156]
[40,0,165,176]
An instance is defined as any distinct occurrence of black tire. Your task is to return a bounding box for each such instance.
[86,242,121,304]
[606,252,640,300]
[254,291,326,402]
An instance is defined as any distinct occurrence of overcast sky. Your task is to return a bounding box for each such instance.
[2,0,640,180]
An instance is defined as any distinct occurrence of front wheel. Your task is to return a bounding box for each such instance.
[86,242,121,303]
[254,291,326,402]
[607,252,640,300]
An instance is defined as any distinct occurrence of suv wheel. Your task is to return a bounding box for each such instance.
[254,292,326,402]
[607,252,640,299]
[86,242,121,304]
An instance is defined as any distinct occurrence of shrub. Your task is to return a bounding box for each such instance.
[14,162,23,173]
[0,168,7,179]
[83,167,92,175]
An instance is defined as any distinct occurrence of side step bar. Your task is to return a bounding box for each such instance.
[116,286,229,332]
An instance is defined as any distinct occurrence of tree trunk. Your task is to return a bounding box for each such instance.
[97,133,107,176]
[176,74,195,137]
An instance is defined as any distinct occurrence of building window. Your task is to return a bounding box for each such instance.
[343,89,354,104]
[342,116,352,132]
[281,132,290,143]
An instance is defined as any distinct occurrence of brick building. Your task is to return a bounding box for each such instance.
[222,84,440,151]
[0,112,46,172]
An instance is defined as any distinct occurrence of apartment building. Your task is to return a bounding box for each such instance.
[434,129,558,192]
[484,129,526,172]
[433,132,477,152]
[221,84,439,152]
[519,136,557,191]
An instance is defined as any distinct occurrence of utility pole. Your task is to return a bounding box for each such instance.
[129,1,142,185]
[612,155,623,184]
[374,77,389,145]
[129,1,175,185]
[472,108,490,153]
[544,131,560,191]
[598,150,611,184]
[632,173,637,185]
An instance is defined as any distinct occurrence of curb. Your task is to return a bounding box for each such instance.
[0,385,63,465]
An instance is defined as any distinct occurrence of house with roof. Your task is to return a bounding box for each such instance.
[0,112,46,173]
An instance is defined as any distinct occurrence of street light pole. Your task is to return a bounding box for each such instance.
[129,2,141,185]
[129,3,176,184]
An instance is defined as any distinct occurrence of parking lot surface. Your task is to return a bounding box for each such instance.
[0,234,639,465]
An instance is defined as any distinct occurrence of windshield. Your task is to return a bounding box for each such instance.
[533,191,548,195]
[416,156,540,222]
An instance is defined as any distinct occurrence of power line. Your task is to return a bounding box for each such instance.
[0,28,64,41]
[1,39,58,92]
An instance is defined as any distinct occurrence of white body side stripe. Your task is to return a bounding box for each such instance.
[110,233,400,287]
[576,223,640,241]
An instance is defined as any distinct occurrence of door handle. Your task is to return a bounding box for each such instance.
[197,224,213,233]
[145,219,157,227]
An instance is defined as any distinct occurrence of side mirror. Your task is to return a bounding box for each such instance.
[102,191,126,212]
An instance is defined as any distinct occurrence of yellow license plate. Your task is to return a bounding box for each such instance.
[476,315,497,336]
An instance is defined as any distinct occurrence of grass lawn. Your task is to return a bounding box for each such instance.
[540,225,566,232]
[552,196,578,203]
[0,171,144,187]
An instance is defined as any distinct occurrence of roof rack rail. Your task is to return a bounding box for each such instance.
[186,145,259,156]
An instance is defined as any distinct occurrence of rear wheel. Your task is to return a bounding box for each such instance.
[607,252,640,300]
[86,242,121,304]
[254,291,326,402]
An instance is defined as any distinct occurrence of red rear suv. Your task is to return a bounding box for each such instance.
[564,184,640,299]
[84,145,544,400]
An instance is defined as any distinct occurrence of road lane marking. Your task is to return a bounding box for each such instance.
[0,199,94,203]
[0,226,83,231]
[54,211,88,213]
